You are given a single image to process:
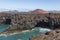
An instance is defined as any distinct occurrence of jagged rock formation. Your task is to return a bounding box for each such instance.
[30,30,60,40]
[0,10,60,30]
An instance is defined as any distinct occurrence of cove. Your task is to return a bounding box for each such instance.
[0,26,51,40]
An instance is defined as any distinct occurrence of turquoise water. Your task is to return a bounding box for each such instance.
[0,26,51,40]
[0,24,9,33]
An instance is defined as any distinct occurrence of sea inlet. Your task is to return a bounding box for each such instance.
[0,25,51,40]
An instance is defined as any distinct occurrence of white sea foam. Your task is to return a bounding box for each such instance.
[22,30,30,33]
[17,39,22,40]
[9,32,19,36]
[32,29,35,30]
[0,34,7,37]
[8,30,30,36]
[39,28,51,32]
[0,30,31,37]
[0,32,20,37]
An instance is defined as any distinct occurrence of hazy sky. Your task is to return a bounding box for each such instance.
[0,0,60,11]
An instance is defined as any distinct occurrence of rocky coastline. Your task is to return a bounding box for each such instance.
[0,13,60,40]
[30,29,60,40]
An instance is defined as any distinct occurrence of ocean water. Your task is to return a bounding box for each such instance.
[0,26,51,40]
[0,24,9,33]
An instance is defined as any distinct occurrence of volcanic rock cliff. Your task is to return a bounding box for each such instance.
[0,10,60,30]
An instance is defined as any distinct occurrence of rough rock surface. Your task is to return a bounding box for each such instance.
[30,30,60,40]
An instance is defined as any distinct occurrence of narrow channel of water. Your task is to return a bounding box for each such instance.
[0,26,51,40]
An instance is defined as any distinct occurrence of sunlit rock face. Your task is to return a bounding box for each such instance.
[0,11,60,30]
[30,30,60,40]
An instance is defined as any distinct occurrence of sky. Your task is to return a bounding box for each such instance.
[0,0,60,11]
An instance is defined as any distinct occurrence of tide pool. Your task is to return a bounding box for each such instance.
[0,27,51,40]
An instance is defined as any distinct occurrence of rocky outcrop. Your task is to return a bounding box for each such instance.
[30,30,60,40]
[0,12,60,30]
